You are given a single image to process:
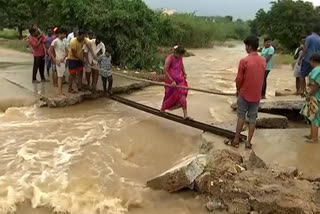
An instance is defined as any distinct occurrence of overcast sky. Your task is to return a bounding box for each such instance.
[143,0,320,19]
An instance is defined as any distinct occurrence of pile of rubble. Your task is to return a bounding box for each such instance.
[147,149,320,214]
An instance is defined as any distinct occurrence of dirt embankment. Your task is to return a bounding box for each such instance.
[147,148,320,214]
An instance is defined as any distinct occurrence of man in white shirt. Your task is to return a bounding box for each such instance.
[49,27,68,97]
[66,28,78,48]
[83,34,106,93]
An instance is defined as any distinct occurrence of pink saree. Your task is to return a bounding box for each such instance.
[161,55,188,111]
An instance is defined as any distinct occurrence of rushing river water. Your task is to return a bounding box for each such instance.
[0,45,318,214]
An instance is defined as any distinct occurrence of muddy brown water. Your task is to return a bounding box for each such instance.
[0,45,318,214]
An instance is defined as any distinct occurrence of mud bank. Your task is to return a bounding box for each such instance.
[147,148,320,214]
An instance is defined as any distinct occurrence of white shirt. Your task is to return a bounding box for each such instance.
[66,32,74,47]
[51,38,68,61]
[83,39,106,65]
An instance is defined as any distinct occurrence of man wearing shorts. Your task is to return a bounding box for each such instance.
[229,36,266,149]
[49,27,68,97]
[67,30,96,93]
[299,26,320,94]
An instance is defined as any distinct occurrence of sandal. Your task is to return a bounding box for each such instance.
[245,141,253,149]
[224,139,239,148]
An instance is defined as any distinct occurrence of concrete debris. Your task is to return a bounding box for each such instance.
[147,149,319,214]
[252,112,289,129]
[275,89,296,97]
[215,112,289,130]
[146,155,207,192]
[194,172,211,193]
[242,150,266,170]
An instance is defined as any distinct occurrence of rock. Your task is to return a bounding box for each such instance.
[274,167,299,179]
[146,155,207,192]
[194,172,211,193]
[227,198,250,214]
[206,200,224,212]
[299,172,320,182]
[40,91,90,108]
[235,164,246,173]
[242,150,266,170]
[251,113,289,129]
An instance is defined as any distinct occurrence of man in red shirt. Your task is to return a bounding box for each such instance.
[28,28,47,83]
[227,36,266,149]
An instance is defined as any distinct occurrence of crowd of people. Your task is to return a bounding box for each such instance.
[28,25,113,98]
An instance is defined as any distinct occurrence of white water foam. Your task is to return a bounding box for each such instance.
[0,106,142,214]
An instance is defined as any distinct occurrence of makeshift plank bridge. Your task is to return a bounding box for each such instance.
[110,95,247,141]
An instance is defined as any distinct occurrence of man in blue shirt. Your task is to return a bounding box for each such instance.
[261,37,275,99]
[299,25,320,94]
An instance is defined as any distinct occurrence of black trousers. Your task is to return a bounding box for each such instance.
[33,56,45,81]
[102,75,113,92]
[261,70,270,97]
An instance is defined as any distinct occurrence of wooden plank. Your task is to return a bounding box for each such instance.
[110,95,247,141]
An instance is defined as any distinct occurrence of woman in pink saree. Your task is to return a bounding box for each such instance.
[161,45,190,119]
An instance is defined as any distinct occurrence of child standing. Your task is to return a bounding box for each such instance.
[301,53,320,143]
[98,48,113,94]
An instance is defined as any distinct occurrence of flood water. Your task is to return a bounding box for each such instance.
[0,44,318,214]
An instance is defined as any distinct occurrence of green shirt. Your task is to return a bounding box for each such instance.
[261,46,275,71]
[309,66,320,99]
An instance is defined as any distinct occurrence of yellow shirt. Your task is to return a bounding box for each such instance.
[68,38,89,60]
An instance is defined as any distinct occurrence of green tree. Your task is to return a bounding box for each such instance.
[253,0,320,50]
[47,0,159,69]
[1,0,32,38]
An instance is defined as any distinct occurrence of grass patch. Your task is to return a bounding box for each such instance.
[0,29,19,39]
[0,39,30,53]
[274,54,295,68]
